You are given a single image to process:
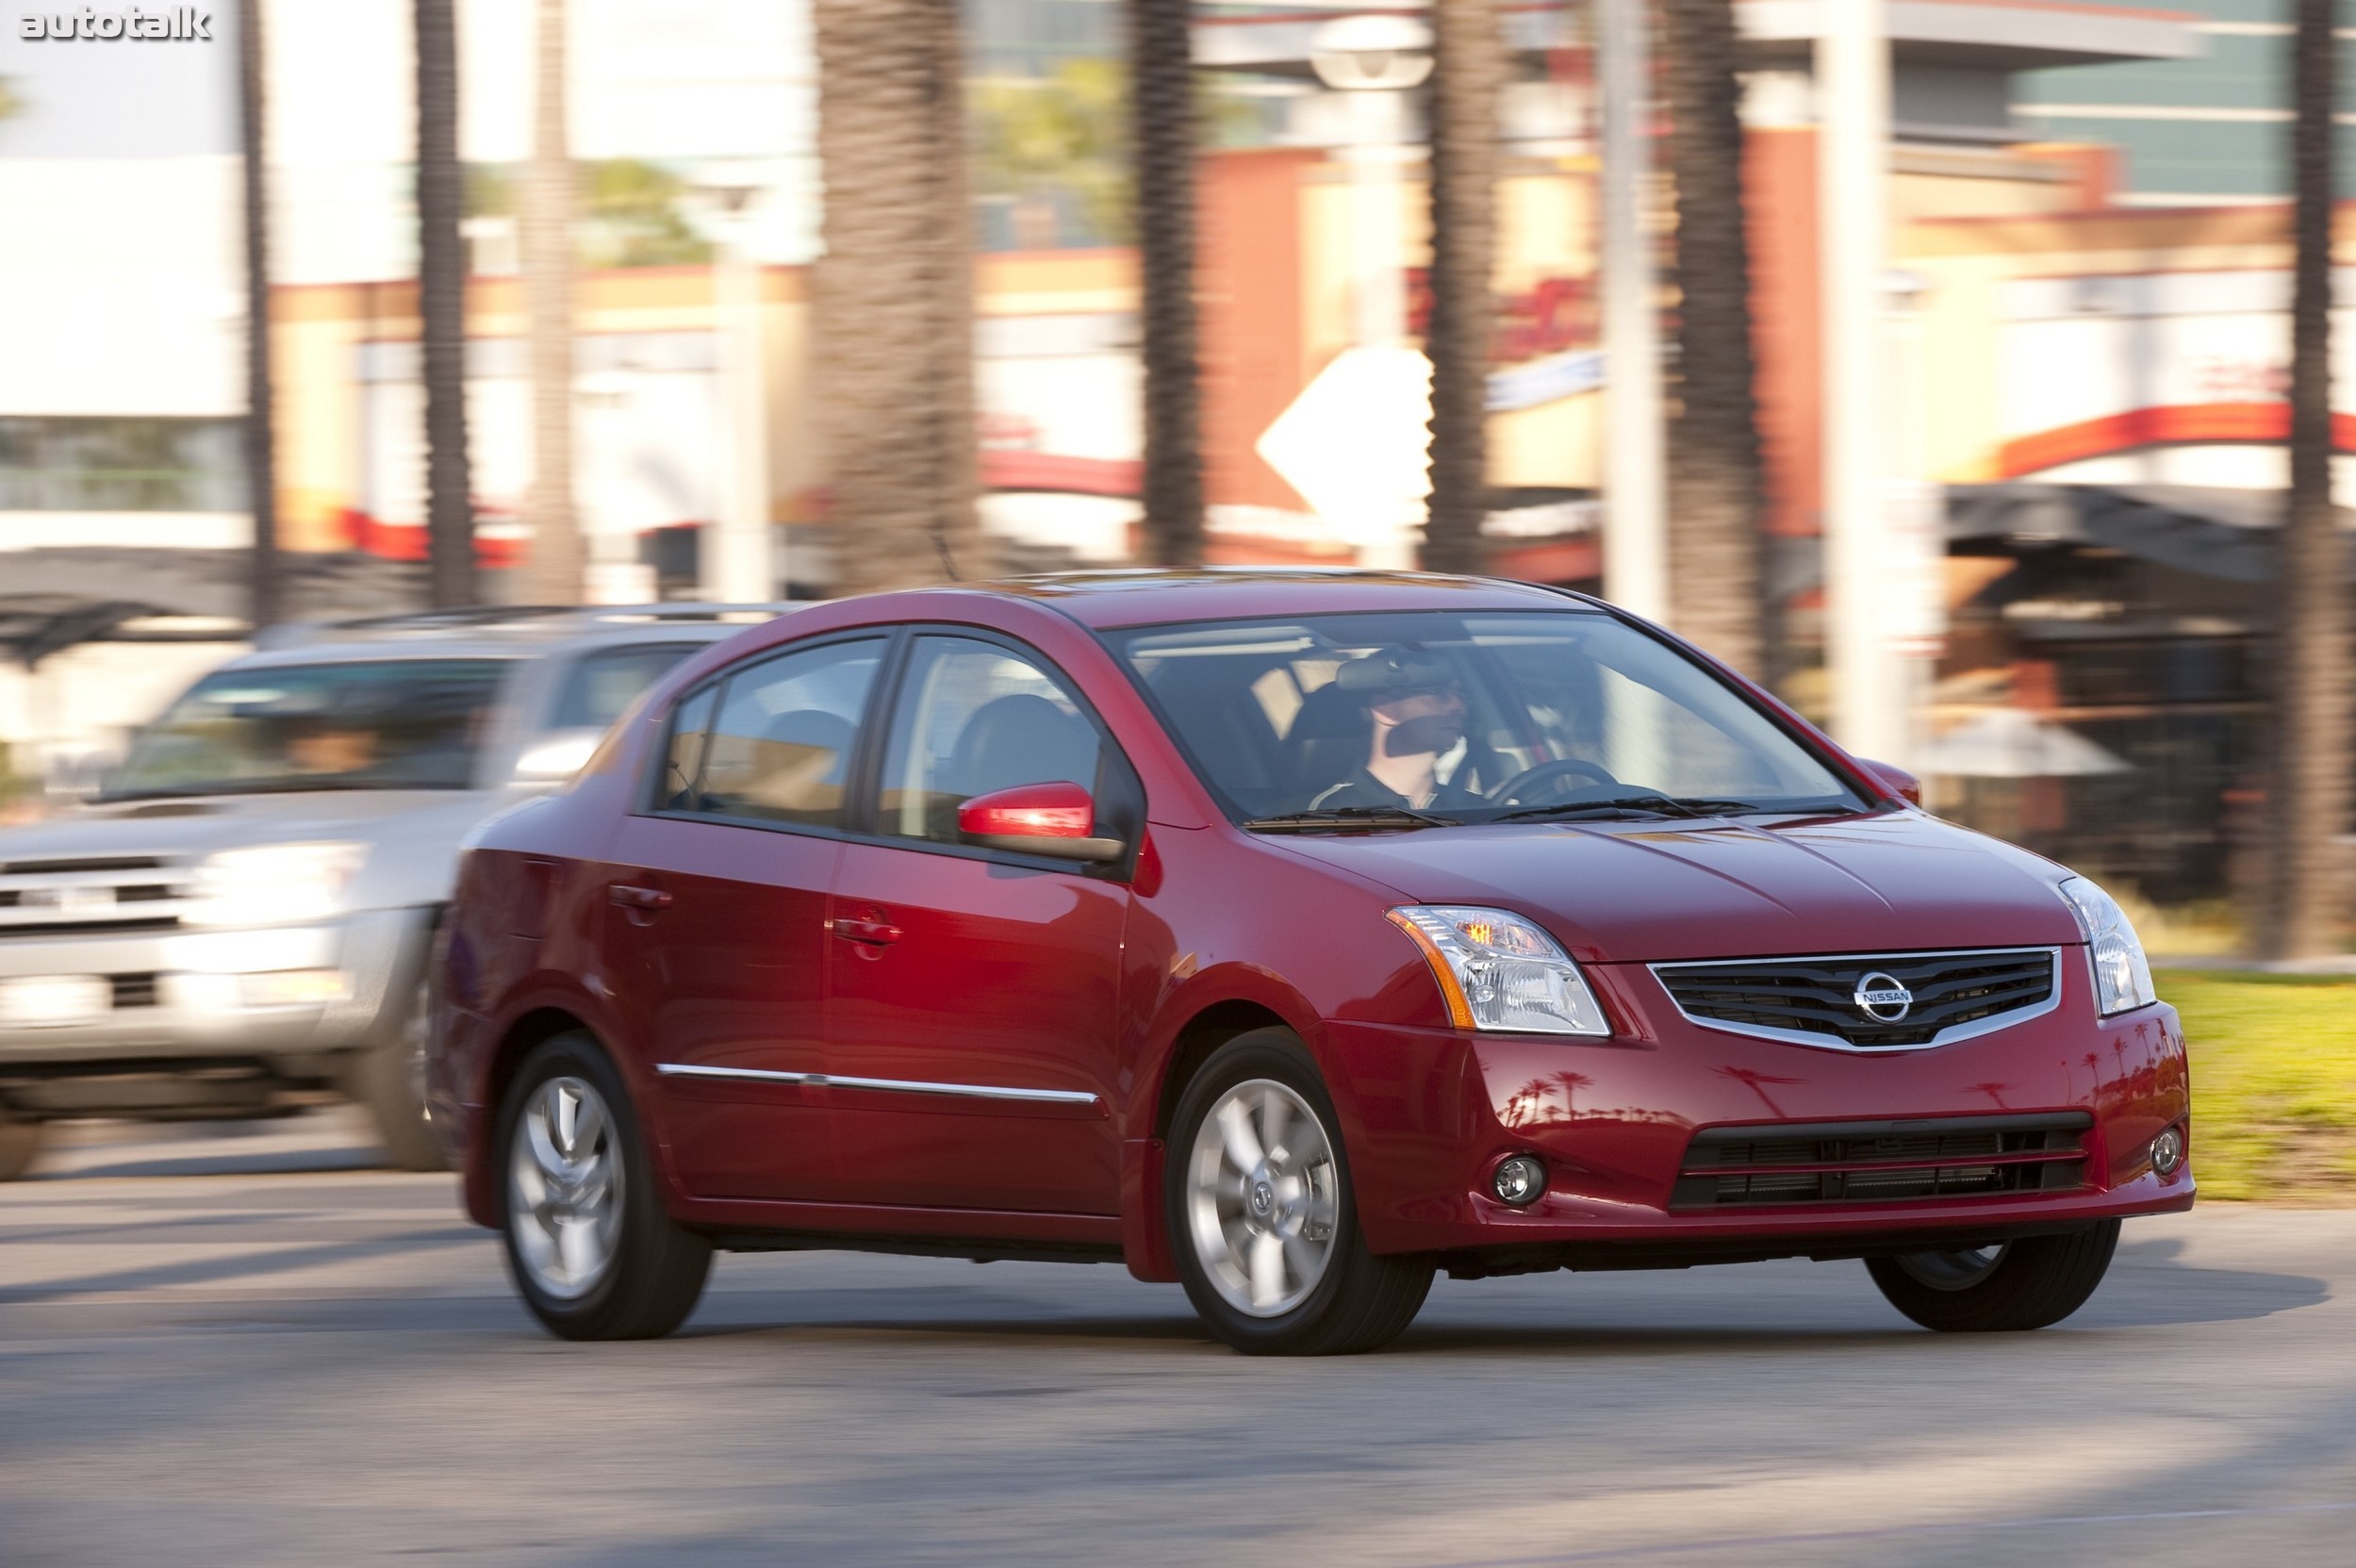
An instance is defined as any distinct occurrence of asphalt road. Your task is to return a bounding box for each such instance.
[1,1112,2350,1568]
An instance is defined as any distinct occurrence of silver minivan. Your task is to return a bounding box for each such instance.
[0,604,785,1178]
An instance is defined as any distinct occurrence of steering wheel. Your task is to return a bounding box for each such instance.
[1486,757,1620,807]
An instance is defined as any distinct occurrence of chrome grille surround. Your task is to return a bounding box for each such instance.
[0,856,195,938]
[1646,947,2064,1053]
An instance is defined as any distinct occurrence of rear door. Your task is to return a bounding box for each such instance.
[823,632,1132,1215]
[593,635,886,1202]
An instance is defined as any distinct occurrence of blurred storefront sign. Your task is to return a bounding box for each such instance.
[1255,344,1434,567]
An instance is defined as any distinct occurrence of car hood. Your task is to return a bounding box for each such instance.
[1262,810,2081,963]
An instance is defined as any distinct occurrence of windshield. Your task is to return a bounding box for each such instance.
[549,643,702,731]
[1106,611,1864,824]
[108,658,510,799]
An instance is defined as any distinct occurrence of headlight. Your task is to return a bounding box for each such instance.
[189,842,369,928]
[1387,905,1611,1036]
[2057,876,2157,1016]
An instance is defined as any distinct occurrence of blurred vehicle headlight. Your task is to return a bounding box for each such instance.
[1387,905,1610,1036]
[513,730,601,783]
[2057,876,2157,1016]
[189,842,368,928]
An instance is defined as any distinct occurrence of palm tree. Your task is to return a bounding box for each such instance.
[813,0,986,593]
[1422,0,1504,575]
[236,0,280,629]
[1130,0,1203,566]
[2267,0,2350,958]
[519,0,582,604]
[1658,0,1767,675]
[416,0,474,608]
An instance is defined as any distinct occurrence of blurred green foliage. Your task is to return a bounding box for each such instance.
[462,159,714,270]
[2162,968,2356,1200]
[974,58,1131,245]
[971,59,1267,248]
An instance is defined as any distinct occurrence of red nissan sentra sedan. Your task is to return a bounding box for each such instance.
[430,571,2190,1354]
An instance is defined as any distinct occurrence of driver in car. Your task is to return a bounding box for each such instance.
[1309,647,1483,813]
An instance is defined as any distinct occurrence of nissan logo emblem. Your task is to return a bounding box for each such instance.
[1853,971,1914,1022]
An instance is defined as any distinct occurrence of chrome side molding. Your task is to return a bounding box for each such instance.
[654,1062,1101,1108]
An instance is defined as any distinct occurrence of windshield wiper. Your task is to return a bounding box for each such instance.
[1244,806,1460,834]
[1489,794,1765,824]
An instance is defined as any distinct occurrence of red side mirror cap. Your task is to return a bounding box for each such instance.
[957,782,1127,863]
[1858,758,1922,808]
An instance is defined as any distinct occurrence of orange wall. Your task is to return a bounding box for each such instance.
[1748,127,1821,541]
[1199,148,1323,512]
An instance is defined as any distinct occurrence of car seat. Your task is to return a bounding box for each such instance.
[945,693,1098,800]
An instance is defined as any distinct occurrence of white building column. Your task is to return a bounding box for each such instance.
[1818,0,1903,759]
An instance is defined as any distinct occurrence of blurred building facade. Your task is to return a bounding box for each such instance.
[2018,0,2356,206]
[1,0,2346,923]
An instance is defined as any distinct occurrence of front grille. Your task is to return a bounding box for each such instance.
[0,856,191,937]
[1651,948,2059,1049]
[0,916,181,938]
[109,973,160,1009]
[1672,1113,2091,1210]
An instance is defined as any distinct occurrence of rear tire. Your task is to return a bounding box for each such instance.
[1866,1220,2120,1331]
[349,982,448,1172]
[1166,1029,1432,1355]
[497,1032,711,1340]
[0,1109,42,1181]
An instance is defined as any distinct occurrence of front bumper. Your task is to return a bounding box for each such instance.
[1322,964,2193,1260]
[0,907,431,1067]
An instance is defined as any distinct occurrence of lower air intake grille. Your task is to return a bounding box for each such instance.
[109,973,160,1009]
[1672,1113,2092,1210]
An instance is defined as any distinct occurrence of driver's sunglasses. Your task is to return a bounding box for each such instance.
[1390,683,1465,703]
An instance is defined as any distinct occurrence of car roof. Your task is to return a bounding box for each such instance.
[923,569,1594,631]
[228,604,794,668]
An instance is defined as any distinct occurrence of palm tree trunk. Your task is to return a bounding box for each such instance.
[2266,0,2350,958]
[236,0,279,629]
[1423,0,1504,575]
[519,0,581,604]
[1658,0,1766,675]
[416,0,474,608]
[1132,0,1204,566]
[814,0,986,594]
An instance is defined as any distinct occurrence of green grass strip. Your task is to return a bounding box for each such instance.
[2158,968,2356,1201]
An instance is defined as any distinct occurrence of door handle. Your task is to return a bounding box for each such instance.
[831,916,902,946]
[609,884,674,911]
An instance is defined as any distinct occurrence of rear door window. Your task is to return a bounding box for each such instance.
[667,639,885,829]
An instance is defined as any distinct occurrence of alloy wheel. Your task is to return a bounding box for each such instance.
[508,1075,623,1301]
[1185,1079,1341,1317]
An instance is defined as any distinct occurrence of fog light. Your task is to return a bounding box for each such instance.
[2150,1126,2185,1179]
[1491,1153,1548,1207]
[238,968,350,1008]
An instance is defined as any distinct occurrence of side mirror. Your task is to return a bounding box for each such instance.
[1858,758,1922,808]
[511,729,602,785]
[957,781,1127,864]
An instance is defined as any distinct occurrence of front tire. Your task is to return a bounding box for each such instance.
[348,982,448,1173]
[0,1107,42,1181]
[1166,1029,1432,1355]
[497,1032,711,1340]
[1866,1220,2121,1331]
